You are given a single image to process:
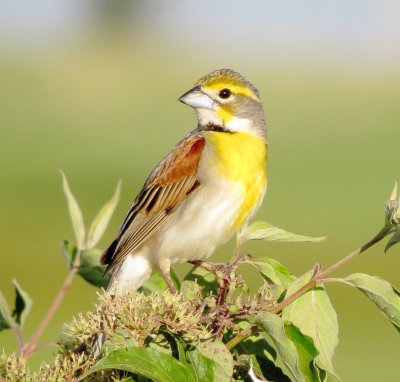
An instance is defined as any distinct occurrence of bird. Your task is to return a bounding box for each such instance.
[101,68,268,295]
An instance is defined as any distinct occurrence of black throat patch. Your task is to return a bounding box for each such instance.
[200,123,235,134]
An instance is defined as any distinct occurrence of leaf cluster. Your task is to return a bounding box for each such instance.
[2,247,399,381]
[1,176,399,381]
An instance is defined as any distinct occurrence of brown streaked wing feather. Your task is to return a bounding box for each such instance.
[101,134,205,270]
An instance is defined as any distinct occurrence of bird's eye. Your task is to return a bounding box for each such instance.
[218,88,232,99]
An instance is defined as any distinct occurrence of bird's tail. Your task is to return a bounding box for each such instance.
[91,332,107,359]
[90,279,115,358]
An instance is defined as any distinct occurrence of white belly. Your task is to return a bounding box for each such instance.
[151,178,244,265]
[113,180,244,293]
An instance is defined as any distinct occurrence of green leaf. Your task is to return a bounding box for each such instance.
[285,323,320,382]
[235,331,277,361]
[62,240,109,288]
[235,334,290,382]
[282,271,339,379]
[241,221,325,244]
[385,228,400,253]
[389,181,398,201]
[171,269,181,291]
[140,270,180,294]
[237,354,290,382]
[62,239,78,269]
[183,267,218,297]
[82,346,196,382]
[249,257,295,297]
[185,348,216,382]
[0,291,12,331]
[252,312,308,382]
[176,337,190,365]
[103,329,139,354]
[316,367,328,382]
[87,180,121,249]
[12,279,33,328]
[384,181,400,227]
[179,279,202,302]
[196,339,234,382]
[60,171,85,249]
[176,337,230,381]
[78,248,110,288]
[140,272,169,294]
[345,273,400,332]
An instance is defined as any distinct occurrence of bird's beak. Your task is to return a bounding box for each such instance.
[178,85,214,109]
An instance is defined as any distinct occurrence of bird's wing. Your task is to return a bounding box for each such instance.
[101,133,206,271]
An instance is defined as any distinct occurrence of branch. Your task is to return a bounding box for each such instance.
[226,226,390,350]
[21,250,81,358]
[10,321,24,355]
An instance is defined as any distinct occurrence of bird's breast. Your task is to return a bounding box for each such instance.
[151,131,268,265]
[201,131,268,229]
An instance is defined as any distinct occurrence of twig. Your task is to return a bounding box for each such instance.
[318,226,389,278]
[226,226,390,350]
[319,277,352,285]
[231,235,245,264]
[31,341,59,353]
[10,321,24,355]
[21,250,81,358]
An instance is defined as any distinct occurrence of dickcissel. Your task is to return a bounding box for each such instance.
[102,69,267,294]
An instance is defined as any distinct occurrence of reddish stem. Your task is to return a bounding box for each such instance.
[21,251,81,358]
[226,226,389,350]
[10,321,24,355]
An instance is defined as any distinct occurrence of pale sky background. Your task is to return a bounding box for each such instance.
[0,1,399,70]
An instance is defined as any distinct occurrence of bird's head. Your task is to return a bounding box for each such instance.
[179,69,266,137]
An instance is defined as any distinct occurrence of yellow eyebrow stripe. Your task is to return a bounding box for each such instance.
[204,83,259,101]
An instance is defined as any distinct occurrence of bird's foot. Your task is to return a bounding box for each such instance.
[188,254,250,306]
[159,259,177,293]
[189,253,250,275]
[161,270,177,293]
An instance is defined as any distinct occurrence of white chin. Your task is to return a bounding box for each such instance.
[196,109,253,133]
[196,108,222,126]
[225,116,253,132]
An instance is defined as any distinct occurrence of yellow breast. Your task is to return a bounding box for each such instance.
[205,131,268,229]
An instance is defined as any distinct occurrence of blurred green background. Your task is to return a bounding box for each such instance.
[0,1,399,380]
